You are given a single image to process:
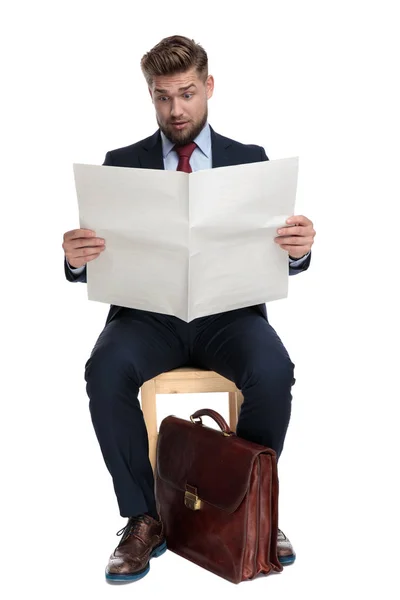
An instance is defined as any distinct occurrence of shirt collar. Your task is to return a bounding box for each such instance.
[160,122,211,159]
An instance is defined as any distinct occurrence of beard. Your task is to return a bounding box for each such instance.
[157,107,208,146]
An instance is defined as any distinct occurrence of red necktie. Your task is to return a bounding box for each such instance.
[175,142,197,173]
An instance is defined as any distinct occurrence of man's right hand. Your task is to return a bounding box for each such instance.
[62,229,106,269]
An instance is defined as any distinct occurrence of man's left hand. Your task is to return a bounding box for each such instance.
[274,215,316,260]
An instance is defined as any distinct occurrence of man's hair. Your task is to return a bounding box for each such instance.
[141,35,208,85]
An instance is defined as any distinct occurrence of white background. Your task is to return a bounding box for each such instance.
[1,0,399,598]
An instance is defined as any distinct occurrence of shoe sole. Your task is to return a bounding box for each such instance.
[105,539,168,583]
[279,553,296,566]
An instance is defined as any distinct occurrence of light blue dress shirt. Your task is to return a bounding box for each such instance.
[68,123,309,273]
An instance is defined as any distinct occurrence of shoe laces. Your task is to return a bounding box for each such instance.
[116,515,151,544]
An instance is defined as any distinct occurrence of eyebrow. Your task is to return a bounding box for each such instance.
[154,84,197,94]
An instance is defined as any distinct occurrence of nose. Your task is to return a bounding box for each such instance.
[170,98,185,119]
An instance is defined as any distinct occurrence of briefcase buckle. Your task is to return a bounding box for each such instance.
[184,485,202,510]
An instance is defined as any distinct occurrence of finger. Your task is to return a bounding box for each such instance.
[275,236,314,246]
[286,215,313,228]
[277,226,310,236]
[62,237,105,252]
[68,246,106,260]
[63,229,96,242]
[84,252,103,262]
[279,244,310,254]
[68,251,103,268]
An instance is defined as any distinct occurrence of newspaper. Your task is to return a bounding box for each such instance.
[73,157,298,321]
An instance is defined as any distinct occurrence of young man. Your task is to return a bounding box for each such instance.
[63,35,316,583]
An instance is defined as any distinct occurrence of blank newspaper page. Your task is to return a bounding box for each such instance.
[188,157,299,321]
[73,163,190,320]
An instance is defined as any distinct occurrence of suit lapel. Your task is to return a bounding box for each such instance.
[138,130,164,170]
[210,126,233,168]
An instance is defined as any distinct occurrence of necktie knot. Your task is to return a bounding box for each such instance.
[174,142,197,173]
[175,142,197,158]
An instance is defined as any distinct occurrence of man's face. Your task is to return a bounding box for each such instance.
[149,67,214,146]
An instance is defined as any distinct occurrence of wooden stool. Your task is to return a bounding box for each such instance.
[141,367,244,471]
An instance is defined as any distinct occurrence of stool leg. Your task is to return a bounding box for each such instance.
[141,379,158,472]
[228,391,244,431]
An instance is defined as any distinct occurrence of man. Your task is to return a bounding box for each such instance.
[63,35,316,583]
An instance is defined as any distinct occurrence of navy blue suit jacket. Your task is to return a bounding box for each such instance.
[65,127,311,324]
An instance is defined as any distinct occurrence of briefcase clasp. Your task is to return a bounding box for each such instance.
[184,485,202,510]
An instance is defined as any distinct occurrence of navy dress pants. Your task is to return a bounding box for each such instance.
[84,306,296,518]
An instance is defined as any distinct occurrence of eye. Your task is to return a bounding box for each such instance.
[183,93,193,99]
[158,96,169,102]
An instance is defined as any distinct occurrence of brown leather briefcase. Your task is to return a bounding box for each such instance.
[155,408,283,583]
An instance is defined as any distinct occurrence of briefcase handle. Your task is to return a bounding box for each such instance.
[190,408,234,436]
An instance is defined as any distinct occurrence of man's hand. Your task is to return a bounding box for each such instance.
[274,215,316,260]
[62,229,106,268]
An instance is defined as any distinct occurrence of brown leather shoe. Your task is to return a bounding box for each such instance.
[277,528,296,566]
[105,514,167,583]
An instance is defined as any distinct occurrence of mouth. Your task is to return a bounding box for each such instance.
[171,122,189,130]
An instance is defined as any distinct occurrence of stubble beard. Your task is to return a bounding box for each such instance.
[157,107,208,146]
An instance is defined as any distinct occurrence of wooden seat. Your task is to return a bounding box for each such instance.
[140,367,244,470]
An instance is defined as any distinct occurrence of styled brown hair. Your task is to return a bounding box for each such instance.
[141,35,208,85]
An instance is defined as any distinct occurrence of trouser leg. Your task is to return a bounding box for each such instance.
[191,308,295,458]
[85,309,189,517]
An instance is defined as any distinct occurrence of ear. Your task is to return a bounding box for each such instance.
[206,75,214,100]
